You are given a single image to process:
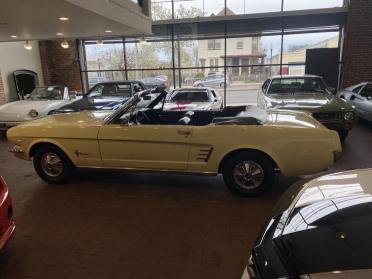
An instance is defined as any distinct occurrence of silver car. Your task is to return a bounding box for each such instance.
[163,87,223,111]
[193,74,229,88]
[337,82,372,121]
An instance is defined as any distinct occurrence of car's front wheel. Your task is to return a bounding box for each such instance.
[33,146,76,184]
[222,152,275,196]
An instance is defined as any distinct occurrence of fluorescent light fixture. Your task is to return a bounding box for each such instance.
[61,40,69,49]
[104,30,112,33]
[24,40,32,50]
[10,35,18,38]
[58,17,69,21]
[56,32,64,36]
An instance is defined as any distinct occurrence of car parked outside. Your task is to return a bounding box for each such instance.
[7,89,341,196]
[141,77,167,90]
[193,73,230,88]
[257,75,356,141]
[49,81,148,115]
[163,87,223,111]
[337,82,372,122]
[247,168,372,278]
[0,176,15,252]
[0,86,74,130]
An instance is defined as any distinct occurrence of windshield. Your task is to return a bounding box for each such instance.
[268,78,329,94]
[168,90,210,103]
[27,87,64,100]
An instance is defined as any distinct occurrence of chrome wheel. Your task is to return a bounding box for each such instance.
[233,160,264,190]
[40,153,63,177]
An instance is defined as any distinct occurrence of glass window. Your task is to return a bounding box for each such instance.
[360,84,372,98]
[227,0,282,15]
[85,41,124,71]
[86,71,127,89]
[283,0,343,11]
[174,0,225,19]
[225,66,276,105]
[282,32,339,64]
[151,0,173,20]
[127,70,174,90]
[169,90,210,102]
[352,85,364,93]
[125,38,173,70]
[227,35,282,67]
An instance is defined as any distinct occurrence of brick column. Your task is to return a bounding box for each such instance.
[39,39,83,91]
[0,72,6,105]
[342,0,372,88]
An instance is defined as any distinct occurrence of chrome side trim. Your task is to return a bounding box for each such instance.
[77,165,218,176]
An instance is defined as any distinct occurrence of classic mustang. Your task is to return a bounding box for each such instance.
[0,86,74,130]
[0,176,15,251]
[7,89,342,196]
[258,75,356,141]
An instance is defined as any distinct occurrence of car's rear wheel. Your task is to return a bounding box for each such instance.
[33,146,75,183]
[222,152,275,196]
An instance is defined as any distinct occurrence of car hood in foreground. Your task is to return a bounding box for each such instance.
[265,92,353,112]
[54,96,130,113]
[254,169,372,278]
[0,99,72,121]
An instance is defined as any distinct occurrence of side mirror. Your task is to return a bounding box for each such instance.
[350,94,356,101]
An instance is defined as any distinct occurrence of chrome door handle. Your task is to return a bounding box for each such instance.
[177,130,192,137]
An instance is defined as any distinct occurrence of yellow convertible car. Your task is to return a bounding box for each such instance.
[7,90,342,196]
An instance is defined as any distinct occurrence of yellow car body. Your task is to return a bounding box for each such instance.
[7,109,341,177]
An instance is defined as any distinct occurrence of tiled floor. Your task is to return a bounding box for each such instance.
[1,120,372,279]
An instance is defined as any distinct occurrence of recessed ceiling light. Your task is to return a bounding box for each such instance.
[105,30,112,33]
[10,35,18,38]
[56,32,64,36]
[58,17,69,21]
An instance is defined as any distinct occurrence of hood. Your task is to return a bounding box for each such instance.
[0,99,71,121]
[55,96,130,113]
[163,101,212,111]
[265,92,353,112]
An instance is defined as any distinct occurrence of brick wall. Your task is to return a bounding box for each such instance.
[39,40,82,92]
[0,72,6,105]
[342,0,372,88]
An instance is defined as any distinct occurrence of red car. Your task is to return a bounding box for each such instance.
[0,176,15,251]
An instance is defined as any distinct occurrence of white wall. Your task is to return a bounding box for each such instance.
[0,41,43,102]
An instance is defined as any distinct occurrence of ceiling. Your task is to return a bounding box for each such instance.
[0,0,152,42]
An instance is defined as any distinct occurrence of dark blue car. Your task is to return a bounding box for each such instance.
[49,81,146,114]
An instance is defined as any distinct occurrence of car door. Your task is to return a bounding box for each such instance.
[97,123,193,170]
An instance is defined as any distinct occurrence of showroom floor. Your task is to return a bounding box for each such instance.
[1,121,372,279]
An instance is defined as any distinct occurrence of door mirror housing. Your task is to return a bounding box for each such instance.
[350,94,356,101]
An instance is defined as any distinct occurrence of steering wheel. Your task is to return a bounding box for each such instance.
[136,110,151,125]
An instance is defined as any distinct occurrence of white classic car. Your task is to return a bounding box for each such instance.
[0,86,76,130]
